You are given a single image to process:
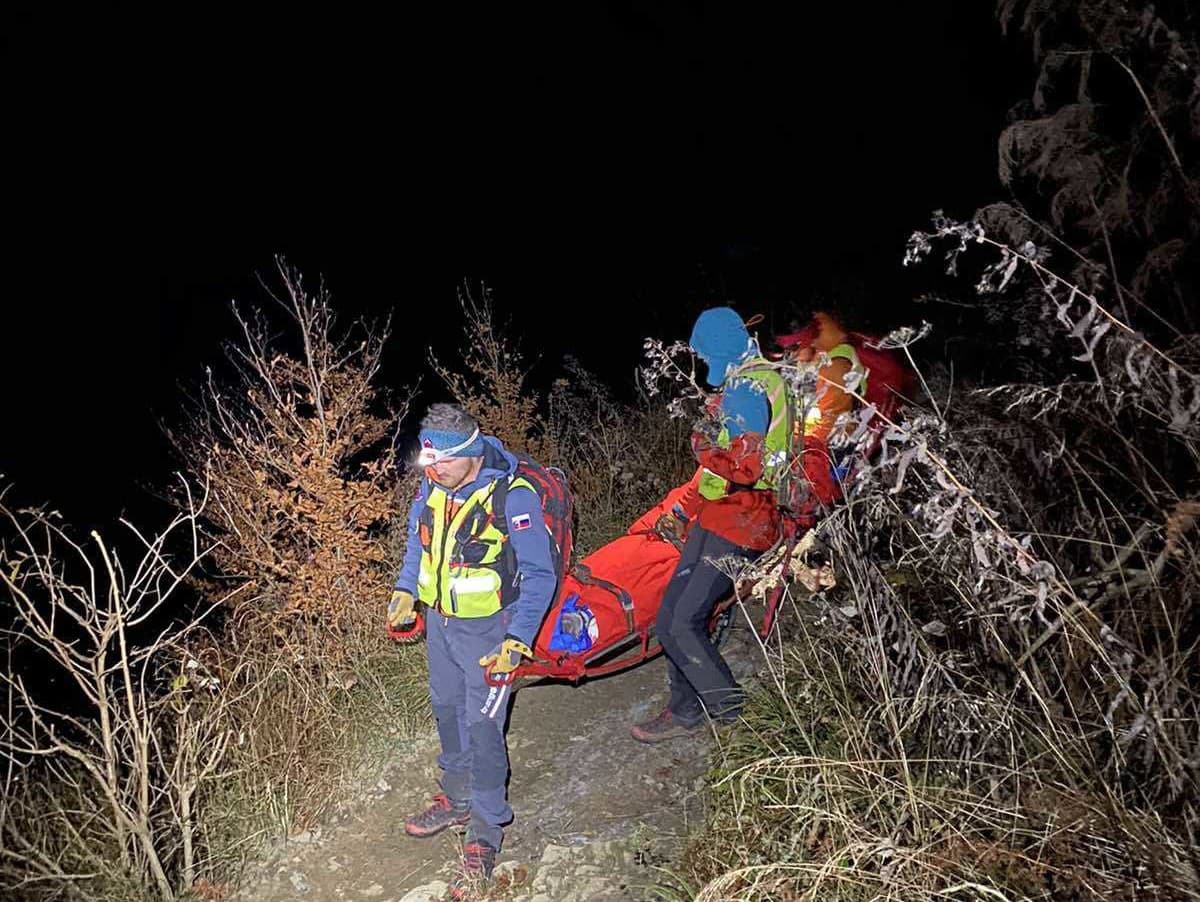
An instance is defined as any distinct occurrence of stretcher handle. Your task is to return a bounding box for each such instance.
[483,652,567,687]
[759,529,800,639]
[386,610,426,643]
[483,661,514,688]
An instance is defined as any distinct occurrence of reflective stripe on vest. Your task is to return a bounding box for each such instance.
[697,359,794,502]
[416,475,536,618]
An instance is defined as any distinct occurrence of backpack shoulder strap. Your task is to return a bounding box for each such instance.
[826,342,860,365]
[731,358,793,444]
[492,475,511,537]
[825,342,868,396]
[492,472,537,537]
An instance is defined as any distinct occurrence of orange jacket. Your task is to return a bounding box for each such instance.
[797,313,858,508]
[803,313,856,444]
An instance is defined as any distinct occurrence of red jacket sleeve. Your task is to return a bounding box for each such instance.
[801,435,840,506]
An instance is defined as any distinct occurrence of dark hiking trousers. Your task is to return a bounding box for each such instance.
[426,609,512,850]
[656,525,757,725]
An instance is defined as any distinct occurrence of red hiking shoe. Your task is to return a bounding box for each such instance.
[630,707,704,743]
[403,793,470,838]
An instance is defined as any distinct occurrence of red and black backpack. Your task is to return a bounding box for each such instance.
[493,453,574,605]
[846,331,916,427]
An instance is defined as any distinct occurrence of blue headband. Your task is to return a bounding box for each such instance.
[417,428,485,464]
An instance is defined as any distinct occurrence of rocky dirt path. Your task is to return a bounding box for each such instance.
[232,624,762,902]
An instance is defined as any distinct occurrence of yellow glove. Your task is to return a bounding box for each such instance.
[386,589,416,629]
[479,636,533,675]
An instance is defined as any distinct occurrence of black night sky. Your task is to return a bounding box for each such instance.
[3,5,1023,532]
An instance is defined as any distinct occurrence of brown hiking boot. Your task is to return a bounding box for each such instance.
[630,707,703,743]
[403,793,470,838]
[448,839,497,900]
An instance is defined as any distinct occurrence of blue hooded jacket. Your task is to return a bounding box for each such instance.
[394,435,556,648]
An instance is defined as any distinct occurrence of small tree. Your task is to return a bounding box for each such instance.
[169,258,404,665]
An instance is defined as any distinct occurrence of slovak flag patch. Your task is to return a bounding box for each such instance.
[511,513,533,531]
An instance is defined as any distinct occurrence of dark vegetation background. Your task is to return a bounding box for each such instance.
[3,2,1020,533]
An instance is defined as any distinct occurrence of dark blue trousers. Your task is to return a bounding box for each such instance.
[656,526,756,725]
[425,609,511,849]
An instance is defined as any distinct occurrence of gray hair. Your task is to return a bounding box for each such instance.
[420,403,479,435]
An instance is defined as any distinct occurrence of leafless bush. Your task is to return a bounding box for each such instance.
[0,482,243,901]
[430,283,555,466]
[544,359,694,551]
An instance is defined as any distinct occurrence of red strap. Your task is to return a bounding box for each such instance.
[760,531,798,639]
